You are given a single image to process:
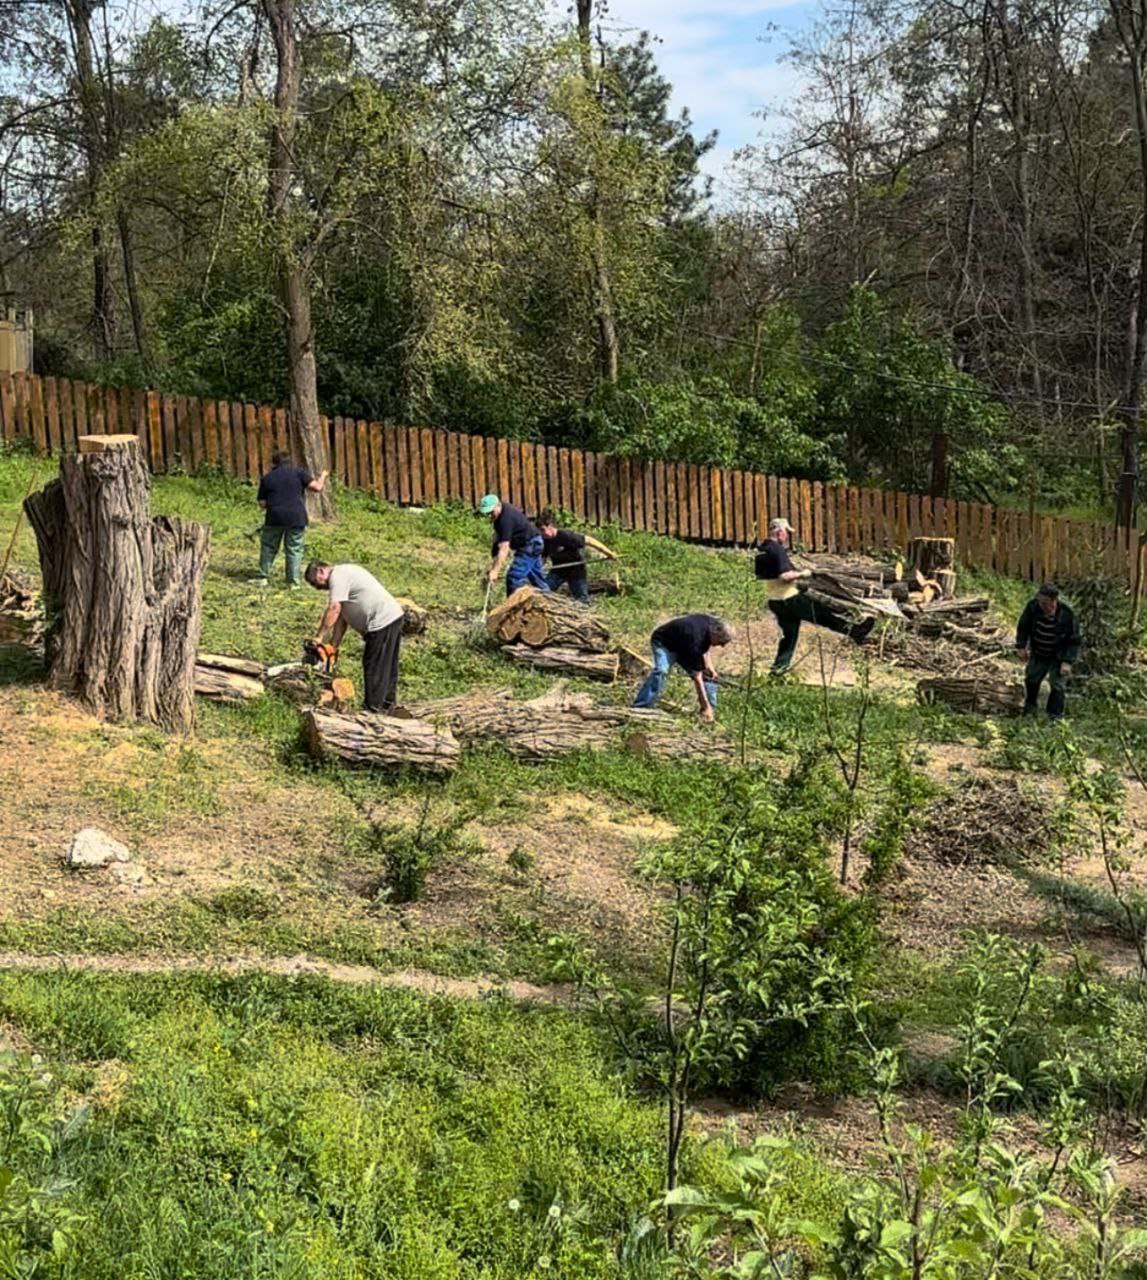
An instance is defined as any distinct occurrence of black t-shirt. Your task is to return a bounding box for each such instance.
[258,464,313,528]
[543,529,586,580]
[754,538,793,580]
[651,613,719,675]
[491,503,540,552]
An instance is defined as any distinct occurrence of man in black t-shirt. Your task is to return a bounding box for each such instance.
[632,613,733,721]
[537,510,618,603]
[756,516,874,674]
[254,452,328,586]
[479,493,551,595]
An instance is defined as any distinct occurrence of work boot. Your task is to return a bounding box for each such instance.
[851,616,876,644]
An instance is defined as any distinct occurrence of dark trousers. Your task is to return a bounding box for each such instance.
[768,594,854,673]
[547,570,589,603]
[1024,658,1066,718]
[362,617,403,711]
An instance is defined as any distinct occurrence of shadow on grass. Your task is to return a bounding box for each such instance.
[0,641,43,686]
[1011,861,1146,942]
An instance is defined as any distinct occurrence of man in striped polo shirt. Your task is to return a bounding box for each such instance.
[1015,583,1081,719]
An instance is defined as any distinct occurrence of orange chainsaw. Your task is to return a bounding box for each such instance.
[302,639,339,675]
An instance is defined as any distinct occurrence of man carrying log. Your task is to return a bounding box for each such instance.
[252,452,328,587]
[304,561,404,712]
[756,517,874,676]
[479,494,551,595]
[632,614,733,722]
[537,510,618,603]
[1016,583,1081,720]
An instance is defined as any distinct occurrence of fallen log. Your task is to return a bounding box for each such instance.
[624,728,736,762]
[197,652,265,679]
[194,664,264,701]
[486,586,610,652]
[303,708,460,773]
[916,677,1025,716]
[502,644,620,682]
[905,596,990,619]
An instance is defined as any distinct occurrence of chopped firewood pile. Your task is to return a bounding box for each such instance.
[792,540,1017,681]
[484,586,648,683]
[916,676,1025,716]
[303,684,734,775]
[0,570,43,647]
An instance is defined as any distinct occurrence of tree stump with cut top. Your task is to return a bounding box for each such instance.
[24,436,210,734]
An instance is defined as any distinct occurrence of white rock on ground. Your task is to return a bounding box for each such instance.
[65,827,132,869]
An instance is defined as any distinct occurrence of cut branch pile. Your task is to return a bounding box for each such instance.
[906,775,1051,868]
[916,676,1025,716]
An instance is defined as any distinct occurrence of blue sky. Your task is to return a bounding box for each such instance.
[599,0,816,193]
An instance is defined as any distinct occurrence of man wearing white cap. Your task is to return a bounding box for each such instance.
[755,517,874,675]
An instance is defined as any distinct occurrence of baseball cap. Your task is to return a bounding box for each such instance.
[769,517,793,533]
[478,493,500,515]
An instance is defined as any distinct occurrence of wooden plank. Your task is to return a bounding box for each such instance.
[142,392,161,470]
[822,483,837,553]
[753,475,766,543]
[171,394,188,467]
[659,461,672,536]
[332,416,347,487]
[158,395,176,473]
[9,372,25,438]
[223,402,241,480]
[494,436,509,504]
[373,424,391,501]
[615,456,630,529]
[420,429,435,503]
[240,403,257,481]
[653,461,666,533]
[519,442,534,517]
[584,451,598,524]
[800,480,814,551]
[405,428,422,504]
[456,433,472,506]
[674,463,687,537]
[186,396,203,473]
[38,375,57,454]
[698,467,712,540]
[545,446,558,515]
[683,464,697,538]
[365,423,380,496]
[392,425,409,504]
[57,378,77,456]
[726,470,738,544]
[469,437,485,508]
[643,461,656,534]
[201,399,218,471]
[507,437,521,509]
[602,455,617,525]
[0,373,13,443]
[433,428,448,504]
[569,449,585,520]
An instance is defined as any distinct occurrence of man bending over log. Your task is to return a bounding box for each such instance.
[479,494,551,595]
[1016,582,1081,720]
[305,562,404,712]
[633,614,733,722]
[537,510,618,603]
[253,452,328,587]
[757,517,874,676]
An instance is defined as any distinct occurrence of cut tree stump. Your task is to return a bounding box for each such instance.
[486,586,610,651]
[396,597,428,636]
[303,708,460,773]
[501,644,620,682]
[24,438,209,734]
[908,537,955,585]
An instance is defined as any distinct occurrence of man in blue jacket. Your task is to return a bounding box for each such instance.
[1015,583,1081,719]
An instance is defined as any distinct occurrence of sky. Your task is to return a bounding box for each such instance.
[597,0,817,195]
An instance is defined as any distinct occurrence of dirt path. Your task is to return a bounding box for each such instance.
[0,950,568,1004]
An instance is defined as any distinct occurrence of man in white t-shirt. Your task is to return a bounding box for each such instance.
[305,561,404,711]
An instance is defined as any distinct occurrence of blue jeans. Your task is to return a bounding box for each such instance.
[506,536,551,594]
[547,570,589,603]
[633,643,717,710]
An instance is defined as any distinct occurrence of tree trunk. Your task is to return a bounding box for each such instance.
[487,586,611,650]
[24,439,209,734]
[116,205,151,373]
[502,644,620,682]
[576,0,620,384]
[262,0,333,518]
[304,708,460,773]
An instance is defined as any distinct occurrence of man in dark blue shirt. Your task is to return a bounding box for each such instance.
[254,452,328,586]
[479,493,551,595]
[632,613,733,721]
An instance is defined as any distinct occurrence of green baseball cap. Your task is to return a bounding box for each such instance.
[478,493,500,515]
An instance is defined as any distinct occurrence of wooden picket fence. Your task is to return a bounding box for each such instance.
[1,370,1143,592]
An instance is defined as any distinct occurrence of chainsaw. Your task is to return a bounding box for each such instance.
[302,639,339,675]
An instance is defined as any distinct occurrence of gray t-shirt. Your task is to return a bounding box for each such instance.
[328,564,403,636]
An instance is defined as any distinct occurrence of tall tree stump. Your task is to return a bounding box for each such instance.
[23,437,210,734]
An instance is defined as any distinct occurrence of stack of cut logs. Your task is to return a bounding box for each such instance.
[797,537,958,614]
[0,570,43,647]
[484,586,648,683]
[302,684,734,775]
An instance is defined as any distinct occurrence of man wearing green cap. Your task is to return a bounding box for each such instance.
[479,494,552,595]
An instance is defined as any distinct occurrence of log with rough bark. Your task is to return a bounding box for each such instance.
[0,570,42,646]
[303,708,460,773]
[486,586,610,651]
[916,677,1025,716]
[904,596,990,619]
[194,664,265,701]
[623,728,736,762]
[198,652,265,679]
[501,644,620,682]
[936,568,957,600]
[398,687,728,762]
[24,439,209,734]
[396,597,428,636]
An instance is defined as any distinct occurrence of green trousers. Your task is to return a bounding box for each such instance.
[259,526,306,584]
